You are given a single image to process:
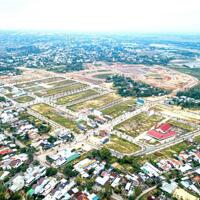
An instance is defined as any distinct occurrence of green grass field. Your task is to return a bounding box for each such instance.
[25,86,45,92]
[69,93,121,111]
[35,83,87,97]
[40,77,65,83]
[15,81,41,88]
[31,103,80,133]
[170,66,200,80]
[137,141,191,165]
[94,73,114,79]
[114,112,163,137]
[194,135,200,143]
[48,79,76,87]
[56,89,99,105]
[14,95,34,103]
[167,119,196,132]
[101,98,136,118]
[106,135,141,154]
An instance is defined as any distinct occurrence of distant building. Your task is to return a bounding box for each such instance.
[136,98,145,106]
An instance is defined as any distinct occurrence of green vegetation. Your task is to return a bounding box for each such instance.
[176,84,200,108]
[48,63,84,73]
[194,135,200,143]
[14,96,34,103]
[69,93,120,111]
[25,86,45,92]
[48,79,75,87]
[56,89,99,105]
[46,167,58,176]
[31,103,80,133]
[15,80,40,88]
[101,98,136,118]
[94,73,114,79]
[114,112,163,137]
[63,163,78,178]
[171,66,200,80]
[107,75,169,97]
[19,112,51,134]
[138,141,190,164]
[40,77,65,83]
[106,135,141,154]
[0,96,6,102]
[167,119,196,132]
[35,83,87,97]
[0,67,22,76]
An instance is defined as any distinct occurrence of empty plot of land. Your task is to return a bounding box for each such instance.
[167,119,196,132]
[48,79,76,87]
[40,77,65,84]
[101,98,136,118]
[31,103,80,133]
[94,73,114,79]
[25,86,46,92]
[56,89,99,105]
[114,112,163,137]
[35,83,87,97]
[14,95,34,103]
[106,135,141,154]
[15,80,41,88]
[69,93,121,111]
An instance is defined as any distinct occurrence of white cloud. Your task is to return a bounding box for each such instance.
[0,0,200,32]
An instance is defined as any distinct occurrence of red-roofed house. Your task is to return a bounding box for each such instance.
[147,130,176,140]
[157,123,171,133]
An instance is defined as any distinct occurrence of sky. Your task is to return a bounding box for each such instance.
[0,0,200,33]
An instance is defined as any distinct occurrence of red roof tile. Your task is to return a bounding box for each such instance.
[148,130,176,140]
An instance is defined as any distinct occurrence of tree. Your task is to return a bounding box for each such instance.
[63,164,78,178]
[46,167,58,177]
[10,192,22,200]
[99,148,111,161]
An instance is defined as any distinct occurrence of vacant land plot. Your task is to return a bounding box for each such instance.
[114,112,163,137]
[167,119,196,132]
[69,93,121,111]
[102,98,136,118]
[48,79,76,87]
[25,86,45,92]
[40,77,65,83]
[15,80,41,88]
[106,135,141,154]
[56,89,99,105]
[35,83,87,97]
[137,141,191,164]
[94,73,113,79]
[194,135,200,144]
[31,103,80,133]
[14,95,34,103]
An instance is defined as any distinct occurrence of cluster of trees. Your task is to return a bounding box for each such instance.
[0,182,22,200]
[0,67,22,76]
[107,75,169,97]
[176,84,200,108]
[46,167,58,177]
[0,96,6,102]
[177,84,200,100]
[63,163,78,178]
[19,112,51,134]
[48,63,84,73]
